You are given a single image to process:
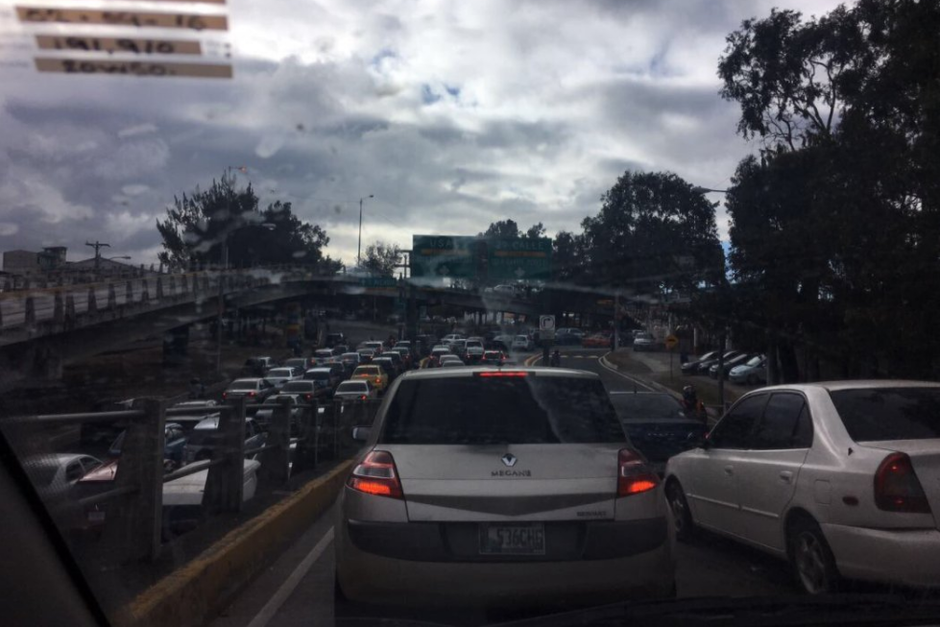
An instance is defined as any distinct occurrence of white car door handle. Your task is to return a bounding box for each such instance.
[779,471,793,482]
[723,465,734,475]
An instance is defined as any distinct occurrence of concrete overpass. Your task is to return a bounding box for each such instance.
[0,267,542,385]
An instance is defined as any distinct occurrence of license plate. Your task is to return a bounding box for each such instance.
[479,523,545,555]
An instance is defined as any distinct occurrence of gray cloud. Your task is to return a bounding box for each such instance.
[0,0,841,267]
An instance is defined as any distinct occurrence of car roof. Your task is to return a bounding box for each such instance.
[398,367,599,380]
[754,380,940,393]
[231,378,263,384]
[305,367,332,373]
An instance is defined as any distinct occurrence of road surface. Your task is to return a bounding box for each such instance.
[210,347,796,627]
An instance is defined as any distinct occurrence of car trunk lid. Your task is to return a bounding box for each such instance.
[384,444,619,522]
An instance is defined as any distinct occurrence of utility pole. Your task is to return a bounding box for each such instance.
[357,194,374,267]
[85,240,110,273]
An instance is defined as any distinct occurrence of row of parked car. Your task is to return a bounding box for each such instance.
[681,350,768,385]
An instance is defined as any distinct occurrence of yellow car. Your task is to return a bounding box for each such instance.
[351,365,388,393]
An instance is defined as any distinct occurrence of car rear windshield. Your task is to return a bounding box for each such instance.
[380,375,625,444]
[230,381,258,390]
[830,388,940,442]
[306,371,330,380]
[337,382,367,393]
[282,382,313,392]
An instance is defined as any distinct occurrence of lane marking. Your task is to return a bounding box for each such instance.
[597,352,655,392]
[246,526,335,627]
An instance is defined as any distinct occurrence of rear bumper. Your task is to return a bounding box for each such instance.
[822,523,940,588]
[336,518,674,607]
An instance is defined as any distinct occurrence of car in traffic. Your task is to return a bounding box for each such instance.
[389,346,414,369]
[241,356,278,377]
[582,333,610,348]
[450,339,469,359]
[438,354,463,366]
[253,393,306,427]
[609,392,707,476]
[222,378,276,404]
[334,380,377,403]
[664,381,940,593]
[428,346,452,368]
[281,379,329,403]
[481,350,506,366]
[441,333,465,346]
[381,350,406,374]
[304,367,343,396]
[729,355,767,385]
[108,422,189,470]
[313,349,336,365]
[264,366,302,390]
[371,357,399,381]
[362,341,385,356]
[283,357,317,372]
[163,459,261,534]
[680,350,719,375]
[335,367,674,608]
[182,416,266,464]
[440,359,466,368]
[465,339,485,362]
[351,365,389,393]
[633,332,656,352]
[23,454,104,512]
[511,334,533,351]
[357,348,376,363]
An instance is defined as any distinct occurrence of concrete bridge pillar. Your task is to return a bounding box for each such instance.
[65,294,76,330]
[18,342,64,380]
[126,281,133,305]
[108,284,116,310]
[25,295,36,328]
[181,274,189,294]
[141,279,150,305]
[53,292,64,325]
[87,286,97,315]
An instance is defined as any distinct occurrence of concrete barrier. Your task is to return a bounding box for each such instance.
[120,459,355,627]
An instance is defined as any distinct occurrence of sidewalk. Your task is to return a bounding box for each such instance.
[605,348,746,410]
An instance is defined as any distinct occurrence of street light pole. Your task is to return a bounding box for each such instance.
[357,194,374,268]
[85,240,111,273]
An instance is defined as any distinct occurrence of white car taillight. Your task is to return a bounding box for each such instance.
[874,452,931,514]
[347,450,403,499]
[618,449,659,497]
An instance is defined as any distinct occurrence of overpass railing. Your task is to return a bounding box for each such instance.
[2,395,382,567]
[0,265,330,341]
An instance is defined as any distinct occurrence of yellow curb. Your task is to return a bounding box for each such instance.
[523,353,542,366]
[121,459,355,627]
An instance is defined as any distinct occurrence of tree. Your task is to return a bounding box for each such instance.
[480,219,546,240]
[581,171,724,297]
[720,0,940,380]
[361,241,402,277]
[156,173,337,273]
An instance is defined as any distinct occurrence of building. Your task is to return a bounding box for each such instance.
[2,247,68,276]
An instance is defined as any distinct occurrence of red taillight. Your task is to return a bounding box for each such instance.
[360,395,367,400]
[477,371,528,378]
[618,449,659,497]
[374,377,381,385]
[248,391,256,397]
[304,393,313,401]
[222,392,227,399]
[347,451,403,499]
[874,452,931,514]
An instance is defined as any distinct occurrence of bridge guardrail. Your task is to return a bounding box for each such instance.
[0,392,381,567]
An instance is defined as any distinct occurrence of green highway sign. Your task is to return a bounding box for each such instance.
[412,235,478,279]
[487,237,552,281]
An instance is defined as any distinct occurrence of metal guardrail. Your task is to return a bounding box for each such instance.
[5,393,384,565]
[0,265,325,338]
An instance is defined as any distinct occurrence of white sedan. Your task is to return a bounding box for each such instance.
[665,381,940,593]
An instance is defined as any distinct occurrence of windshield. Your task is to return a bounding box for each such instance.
[381,376,624,445]
[3,0,938,623]
[830,388,940,442]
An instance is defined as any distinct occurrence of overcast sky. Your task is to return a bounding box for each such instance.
[0,0,842,268]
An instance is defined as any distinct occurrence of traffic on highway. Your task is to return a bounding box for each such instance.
[3,0,940,626]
